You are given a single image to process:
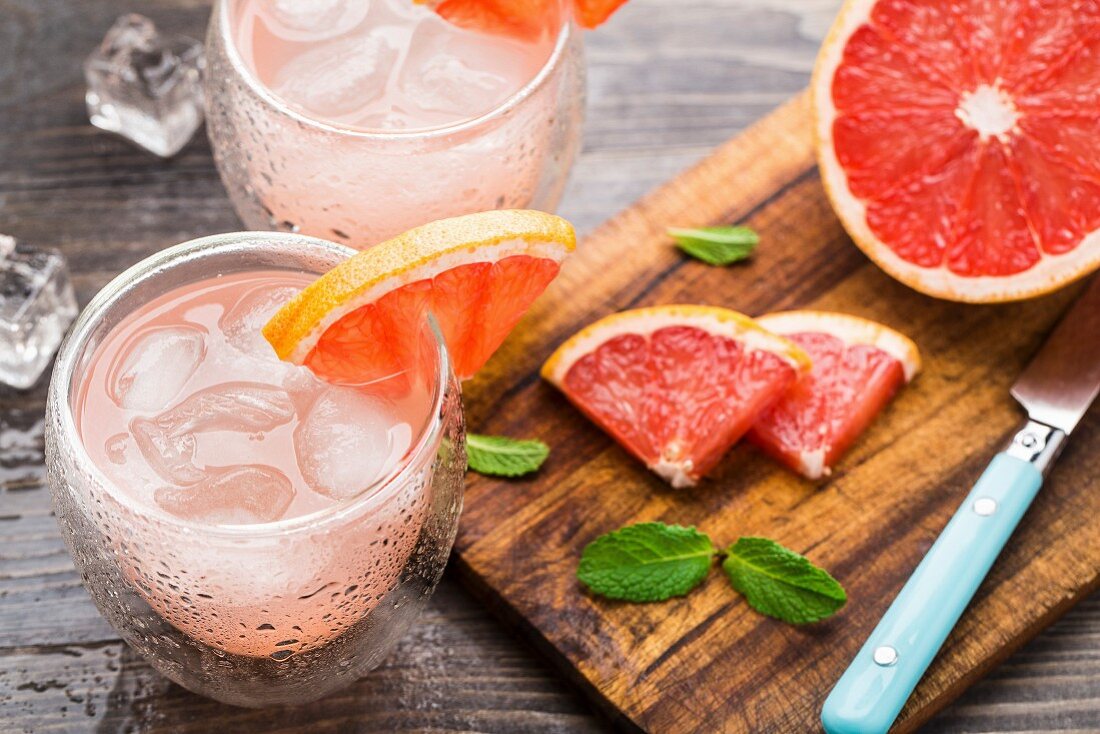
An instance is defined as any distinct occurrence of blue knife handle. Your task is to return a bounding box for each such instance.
[821,452,1044,734]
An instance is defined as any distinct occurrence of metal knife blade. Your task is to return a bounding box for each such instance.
[1011,276,1100,435]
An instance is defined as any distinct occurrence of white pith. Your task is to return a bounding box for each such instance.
[652,457,696,489]
[814,0,1100,302]
[542,307,807,386]
[798,448,829,480]
[289,237,570,362]
[955,83,1019,142]
[756,310,921,381]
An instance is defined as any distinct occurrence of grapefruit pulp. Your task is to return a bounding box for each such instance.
[430,0,629,41]
[815,0,1100,301]
[748,311,920,479]
[541,306,810,488]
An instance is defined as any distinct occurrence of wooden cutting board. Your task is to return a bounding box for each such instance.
[453,91,1100,734]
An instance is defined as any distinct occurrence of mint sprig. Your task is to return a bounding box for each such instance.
[578,523,716,602]
[668,225,759,266]
[577,523,846,624]
[722,537,847,624]
[466,433,549,477]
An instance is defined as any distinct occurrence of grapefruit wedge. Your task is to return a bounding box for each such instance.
[263,210,575,385]
[814,0,1100,302]
[541,306,810,488]
[429,0,628,41]
[748,311,920,479]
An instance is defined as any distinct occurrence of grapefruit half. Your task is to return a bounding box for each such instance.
[264,210,575,385]
[748,310,920,479]
[541,306,810,488]
[814,0,1100,302]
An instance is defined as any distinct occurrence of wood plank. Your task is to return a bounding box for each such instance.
[454,91,1100,733]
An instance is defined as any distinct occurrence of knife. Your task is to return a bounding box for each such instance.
[821,276,1100,734]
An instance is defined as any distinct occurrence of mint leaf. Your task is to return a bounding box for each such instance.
[466,434,549,477]
[722,537,846,624]
[668,225,759,266]
[578,522,717,602]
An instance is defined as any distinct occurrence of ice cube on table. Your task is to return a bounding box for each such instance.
[258,0,371,42]
[270,33,397,122]
[155,465,295,524]
[294,388,408,500]
[84,14,205,157]
[0,235,78,390]
[108,325,206,411]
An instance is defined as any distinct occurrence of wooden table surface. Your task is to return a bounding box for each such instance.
[1,1,1098,732]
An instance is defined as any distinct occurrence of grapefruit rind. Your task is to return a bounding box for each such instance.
[812,0,1100,303]
[264,210,575,364]
[540,305,811,387]
[755,310,921,381]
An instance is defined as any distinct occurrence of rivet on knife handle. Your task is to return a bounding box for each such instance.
[820,449,1044,734]
[823,277,1098,734]
[1004,420,1066,475]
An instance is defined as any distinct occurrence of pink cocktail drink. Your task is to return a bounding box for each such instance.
[80,271,428,653]
[236,0,554,131]
[47,233,465,706]
[205,0,585,247]
[81,271,424,523]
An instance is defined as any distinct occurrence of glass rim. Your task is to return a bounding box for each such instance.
[50,231,452,539]
[213,0,574,140]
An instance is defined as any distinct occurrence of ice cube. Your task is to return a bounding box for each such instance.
[84,14,205,158]
[398,18,517,118]
[159,382,296,435]
[131,417,204,485]
[294,388,406,500]
[0,237,78,390]
[270,33,397,122]
[104,432,130,465]
[132,383,296,485]
[219,283,301,355]
[281,365,327,414]
[258,0,371,42]
[155,465,295,524]
[103,431,175,494]
[108,325,206,412]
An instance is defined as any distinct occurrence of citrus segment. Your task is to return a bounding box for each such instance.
[748,311,919,479]
[264,210,575,386]
[434,0,555,41]
[541,306,810,488]
[815,0,1100,301]
[573,0,630,28]
[431,0,628,40]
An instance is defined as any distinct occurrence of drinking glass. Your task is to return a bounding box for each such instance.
[204,0,586,248]
[45,232,465,707]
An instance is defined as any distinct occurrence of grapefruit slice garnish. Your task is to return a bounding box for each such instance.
[814,0,1100,302]
[572,0,629,28]
[263,210,575,385]
[541,306,810,488]
[428,0,628,41]
[748,310,920,480]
